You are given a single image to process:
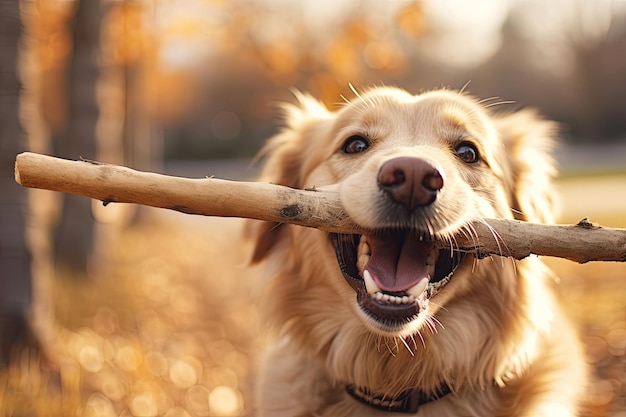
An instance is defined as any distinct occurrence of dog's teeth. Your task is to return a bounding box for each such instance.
[356,236,371,276]
[358,235,370,255]
[407,278,429,298]
[370,291,417,305]
[363,270,381,295]
[357,254,370,276]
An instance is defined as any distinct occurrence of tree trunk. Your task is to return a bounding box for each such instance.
[0,0,33,364]
[52,0,101,276]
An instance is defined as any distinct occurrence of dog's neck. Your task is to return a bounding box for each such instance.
[345,383,452,413]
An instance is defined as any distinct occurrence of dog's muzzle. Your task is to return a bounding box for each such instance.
[330,156,465,328]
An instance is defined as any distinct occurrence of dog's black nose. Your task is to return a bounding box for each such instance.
[377,157,444,210]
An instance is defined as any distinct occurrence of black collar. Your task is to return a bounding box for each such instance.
[346,383,452,414]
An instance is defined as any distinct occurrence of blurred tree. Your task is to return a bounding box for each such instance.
[566,4,626,141]
[108,1,158,173]
[52,0,101,276]
[0,0,34,363]
[91,1,160,262]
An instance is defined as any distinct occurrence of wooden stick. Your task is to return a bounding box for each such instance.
[14,152,626,263]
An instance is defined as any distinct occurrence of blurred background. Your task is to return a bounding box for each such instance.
[1,0,625,416]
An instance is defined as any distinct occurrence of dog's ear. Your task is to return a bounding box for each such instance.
[494,110,559,224]
[247,93,332,262]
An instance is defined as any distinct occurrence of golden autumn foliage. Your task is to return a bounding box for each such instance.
[25,0,431,125]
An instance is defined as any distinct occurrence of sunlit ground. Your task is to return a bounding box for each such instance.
[1,174,625,417]
[1,217,262,417]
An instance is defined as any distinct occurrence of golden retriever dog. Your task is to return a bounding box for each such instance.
[248,87,587,416]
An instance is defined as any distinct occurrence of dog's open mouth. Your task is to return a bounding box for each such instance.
[330,231,466,325]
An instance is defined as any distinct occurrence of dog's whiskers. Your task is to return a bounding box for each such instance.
[444,220,463,254]
[398,336,415,356]
[424,316,438,335]
[430,315,445,331]
[510,207,525,217]
[426,217,437,241]
[476,96,516,109]
[409,334,419,351]
[509,254,518,276]
[430,301,449,315]
[477,96,501,105]
[478,218,510,258]
[384,337,397,357]
[483,100,516,109]
[458,223,480,263]
[339,94,351,106]
[477,218,519,275]
[460,223,479,249]
[472,256,479,273]
[349,83,376,108]
[459,80,472,95]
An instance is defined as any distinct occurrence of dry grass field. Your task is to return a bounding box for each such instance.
[1,174,625,417]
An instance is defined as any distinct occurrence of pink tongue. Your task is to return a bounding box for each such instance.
[365,232,432,293]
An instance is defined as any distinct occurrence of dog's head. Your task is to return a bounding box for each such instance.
[250,87,557,338]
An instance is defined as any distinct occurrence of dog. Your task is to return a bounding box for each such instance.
[247,87,587,416]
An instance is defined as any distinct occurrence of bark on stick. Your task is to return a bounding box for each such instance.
[14,152,626,263]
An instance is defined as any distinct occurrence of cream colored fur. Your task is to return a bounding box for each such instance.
[249,87,587,416]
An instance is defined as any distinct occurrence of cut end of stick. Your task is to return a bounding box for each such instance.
[14,153,23,185]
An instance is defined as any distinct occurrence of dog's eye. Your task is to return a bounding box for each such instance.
[455,143,480,164]
[341,136,370,154]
